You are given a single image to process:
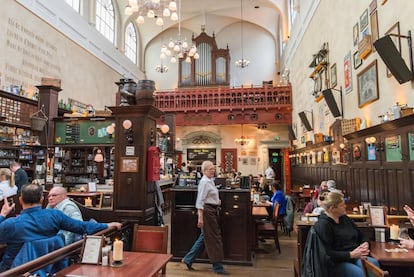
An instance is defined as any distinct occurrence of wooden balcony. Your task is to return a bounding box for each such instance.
[154,85,292,126]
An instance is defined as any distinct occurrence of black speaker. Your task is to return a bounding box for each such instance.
[298,111,313,131]
[288,125,297,140]
[322,89,341,118]
[373,35,413,84]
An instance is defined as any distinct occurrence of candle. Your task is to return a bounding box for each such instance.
[113,240,123,261]
[84,197,92,207]
[390,224,399,240]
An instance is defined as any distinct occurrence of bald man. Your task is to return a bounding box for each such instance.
[47,187,83,245]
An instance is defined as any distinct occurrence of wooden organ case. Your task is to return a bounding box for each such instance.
[179,30,230,87]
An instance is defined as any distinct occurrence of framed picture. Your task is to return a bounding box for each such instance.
[353,23,359,46]
[353,51,362,69]
[344,52,353,93]
[120,157,139,173]
[80,235,104,264]
[330,63,337,87]
[369,206,386,227]
[369,0,377,14]
[370,10,379,50]
[88,182,96,193]
[385,22,401,77]
[357,60,379,108]
[360,9,369,31]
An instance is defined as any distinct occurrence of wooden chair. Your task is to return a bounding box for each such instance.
[256,203,281,253]
[131,224,169,276]
[361,256,389,277]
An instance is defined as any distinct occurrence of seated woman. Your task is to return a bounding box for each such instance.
[265,181,287,218]
[314,191,380,277]
[0,168,17,201]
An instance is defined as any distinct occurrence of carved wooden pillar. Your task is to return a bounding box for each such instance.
[36,85,61,146]
[109,105,163,224]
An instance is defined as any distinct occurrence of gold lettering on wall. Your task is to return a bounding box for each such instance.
[1,17,61,97]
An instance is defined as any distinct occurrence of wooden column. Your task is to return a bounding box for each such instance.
[109,105,163,224]
[36,85,61,146]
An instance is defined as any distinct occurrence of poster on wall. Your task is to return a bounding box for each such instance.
[385,135,402,162]
[344,51,353,93]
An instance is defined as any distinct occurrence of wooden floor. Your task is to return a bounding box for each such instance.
[163,212,296,276]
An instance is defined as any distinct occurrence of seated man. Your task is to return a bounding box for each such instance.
[47,187,83,245]
[0,183,122,272]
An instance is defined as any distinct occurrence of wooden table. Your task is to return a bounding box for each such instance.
[55,252,172,277]
[252,206,269,218]
[370,241,414,275]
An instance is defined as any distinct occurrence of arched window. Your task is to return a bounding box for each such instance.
[124,23,137,64]
[65,0,80,13]
[96,0,115,43]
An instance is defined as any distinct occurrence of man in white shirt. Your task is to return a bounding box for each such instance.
[264,165,275,179]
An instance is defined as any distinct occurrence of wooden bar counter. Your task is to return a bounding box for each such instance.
[171,187,253,265]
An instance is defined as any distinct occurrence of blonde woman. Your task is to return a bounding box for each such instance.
[314,191,380,277]
[0,168,17,201]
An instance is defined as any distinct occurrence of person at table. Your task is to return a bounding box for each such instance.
[264,164,275,179]
[265,181,287,218]
[46,186,83,245]
[182,160,229,275]
[399,205,414,249]
[9,161,29,192]
[0,168,17,201]
[0,183,122,272]
[304,180,327,213]
[314,191,380,277]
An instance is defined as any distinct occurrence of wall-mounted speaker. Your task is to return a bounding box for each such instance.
[322,89,341,118]
[298,111,313,131]
[288,125,297,140]
[373,35,413,84]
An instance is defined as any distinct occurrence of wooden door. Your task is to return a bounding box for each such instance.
[221,148,237,173]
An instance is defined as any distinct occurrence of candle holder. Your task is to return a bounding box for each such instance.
[111,260,124,267]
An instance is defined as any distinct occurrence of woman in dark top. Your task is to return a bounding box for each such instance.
[314,191,380,277]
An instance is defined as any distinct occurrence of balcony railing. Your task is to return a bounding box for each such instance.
[154,85,292,112]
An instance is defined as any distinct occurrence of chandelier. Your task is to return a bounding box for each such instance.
[125,0,178,26]
[234,124,251,146]
[161,0,199,64]
[155,26,169,73]
[235,0,250,68]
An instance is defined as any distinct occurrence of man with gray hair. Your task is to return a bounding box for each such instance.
[47,186,83,245]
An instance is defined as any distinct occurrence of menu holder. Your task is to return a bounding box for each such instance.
[80,235,104,264]
[368,206,386,227]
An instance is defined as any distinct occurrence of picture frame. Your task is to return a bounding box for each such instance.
[330,63,337,87]
[87,182,96,192]
[370,10,379,50]
[369,206,386,227]
[357,60,379,108]
[80,235,104,264]
[353,22,359,46]
[369,0,377,14]
[353,51,362,69]
[385,22,401,77]
[120,157,139,173]
[359,9,369,31]
[344,52,353,93]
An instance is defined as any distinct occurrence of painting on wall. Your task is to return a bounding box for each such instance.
[360,9,369,31]
[353,51,363,69]
[353,23,359,46]
[344,51,353,93]
[357,60,379,108]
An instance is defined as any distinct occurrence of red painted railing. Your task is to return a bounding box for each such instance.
[154,85,292,112]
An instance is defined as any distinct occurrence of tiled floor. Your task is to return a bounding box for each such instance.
[164,212,296,276]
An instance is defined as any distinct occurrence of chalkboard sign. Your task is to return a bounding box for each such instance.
[54,120,115,144]
[187,148,216,162]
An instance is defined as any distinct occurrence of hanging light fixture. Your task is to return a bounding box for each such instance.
[164,0,199,64]
[235,0,250,68]
[156,26,169,73]
[125,0,178,27]
[234,124,251,146]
